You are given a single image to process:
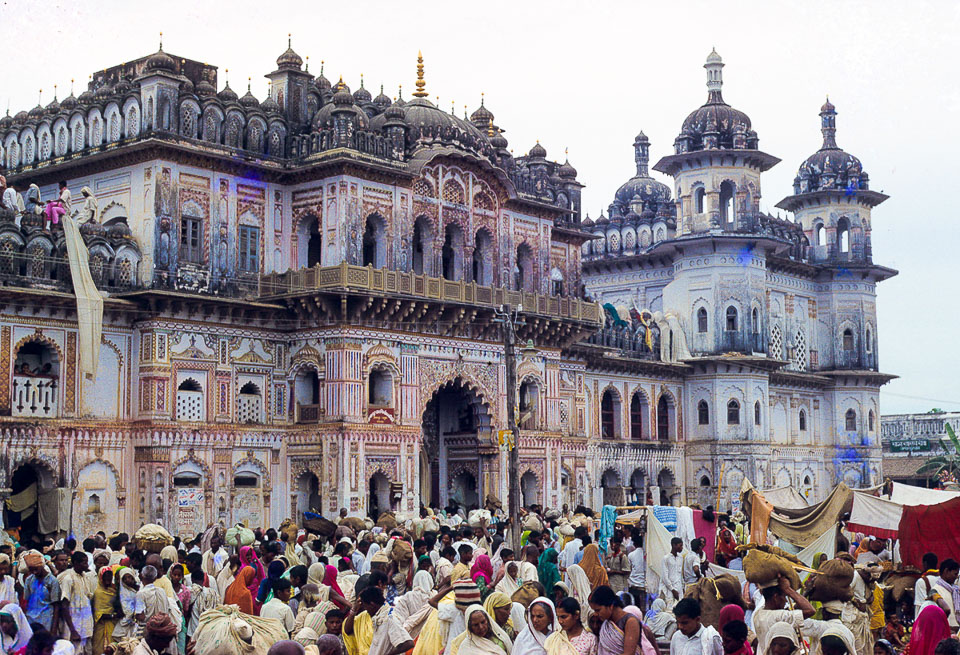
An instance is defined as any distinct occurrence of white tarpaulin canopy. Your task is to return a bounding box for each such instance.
[760,486,809,509]
[847,492,903,540]
[889,481,960,506]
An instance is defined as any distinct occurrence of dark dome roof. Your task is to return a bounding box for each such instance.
[61,93,79,110]
[675,50,756,152]
[195,76,216,98]
[794,99,868,194]
[261,95,280,114]
[529,141,547,159]
[94,84,114,101]
[44,97,60,115]
[489,128,508,150]
[28,104,44,119]
[13,110,29,123]
[218,83,238,103]
[180,77,195,95]
[239,85,260,108]
[314,67,331,90]
[374,85,391,110]
[613,132,671,213]
[0,112,12,129]
[78,87,95,104]
[353,79,372,104]
[469,97,494,129]
[276,38,303,70]
[115,78,134,95]
[558,159,577,178]
[312,80,369,130]
[401,96,485,141]
[146,47,177,72]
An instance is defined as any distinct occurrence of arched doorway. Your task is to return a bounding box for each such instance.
[369,472,391,520]
[362,215,386,268]
[421,378,491,511]
[12,340,60,418]
[297,216,323,269]
[521,471,539,507]
[657,468,675,506]
[295,471,321,518]
[629,468,646,504]
[5,462,54,547]
[601,469,623,506]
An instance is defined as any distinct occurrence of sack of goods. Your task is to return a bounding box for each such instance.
[391,538,413,564]
[741,545,802,590]
[804,558,855,603]
[423,517,440,533]
[886,568,922,602]
[133,523,174,553]
[302,512,337,538]
[377,511,398,530]
[511,580,543,608]
[278,518,298,543]
[339,516,367,533]
[522,514,543,532]
[685,574,745,629]
[193,605,288,655]
[468,509,491,528]
[225,524,256,547]
[557,522,575,537]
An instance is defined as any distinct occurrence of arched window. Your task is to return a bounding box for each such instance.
[473,230,493,286]
[754,400,761,426]
[412,216,434,275]
[845,409,857,431]
[842,328,855,351]
[697,307,708,333]
[600,389,620,439]
[799,409,807,431]
[815,223,826,246]
[719,181,735,225]
[441,223,464,281]
[700,476,711,487]
[869,410,875,432]
[697,400,709,425]
[176,378,204,422]
[236,381,262,424]
[725,306,738,331]
[837,217,850,253]
[657,395,673,441]
[865,328,873,353]
[694,187,706,214]
[630,392,647,440]
[519,379,539,430]
[368,369,393,407]
[751,308,760,336]
[516,244,534,292]
[727,399,740,425]
[362,215,386,268]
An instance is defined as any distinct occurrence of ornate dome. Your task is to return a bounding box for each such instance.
[28,104,44,119]
[793,98,868,194]
[373,85,391,111]
[613,132,672,214]
[13,110,28,124]
[558,158,577,179]
[239,83,260,108]
[261,95,280,114]
[180,77,195,95]
[218,82,238,103]
[44,96,60,115]
[675,50,756,153]
[489,127,508,150]
[528,141,547,159]
[146,46,177,73]
[0,112,12,129]
[195,75,216,98]
[353,78,372,104]
[469,96,494,130]
[312,79,369,130]
[94,84,114,101]
[314,64,331,91]
[115,77,134,95]
[276,37,303,70]
[61,93,79,110]
[401,96,485,141]
[77,87,95,104]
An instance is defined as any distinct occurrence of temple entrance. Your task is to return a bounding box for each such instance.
[420,378,491,511]
[295,471,321,518]
[4,462,55,547]
[369,472,392,520]
[521,471,539,507]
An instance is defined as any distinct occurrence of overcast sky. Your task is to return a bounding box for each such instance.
[4,0,957,415]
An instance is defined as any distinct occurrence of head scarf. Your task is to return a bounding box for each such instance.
[537,549,560,597]
[450,604,513,655]
[907,605,952,655]
[160,545,179,563]
[361,542,381,575]
[0,604,33,652]
[267,641,306,655]
[718,604,745,631]
[145,613,179,637]
[308,562,325,586]
[623,606,642,620]
[484,592,515,630]
[93,565,119,624]
[761,622,799,655]
[239,545,266,599]
[875,640,895,655]
[579,545,608,590]
[512,597,558,655]
[224,566,256,614]
[52,641,74,655]
[495,562,521,597]
[813,553,828,570]
[564,565,591,608]
[322,564,344,597]
[413,570,434,595]
[472,554,494,586]
[645,598,676,637]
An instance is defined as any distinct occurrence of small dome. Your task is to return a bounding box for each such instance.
[61,93,79,110]
[114,78,134,95]
[706,47,722,64]
[13,110,29,123]
[332,79,354,106]
[146,48,177,73]
[28,104,44,119]
[195,77,216,98]
[45,97,60,115]
[353,79,372,104]
[489,129,508,150]
[675,49,754,152]
[314,71,331,90]
[94,84,114,101]
[529,141,547,159]
[793,99,867,194]
[385,102,405,121]
[180,77,195,95]
[276,38,303,70]
[77,87,95,104]
[261,95,280,114]
[581,214,594,227]
[0,113,12,129]
[239,85,260,108]
[218,83,238,103]
[558,159,577,179]
[374,85,391,110]
[469,97,494,129]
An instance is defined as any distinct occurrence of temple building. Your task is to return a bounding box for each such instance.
[0,43,895,541]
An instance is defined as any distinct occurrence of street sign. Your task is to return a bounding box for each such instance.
[890,439,931,453]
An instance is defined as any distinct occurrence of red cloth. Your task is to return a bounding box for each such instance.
[897,497,960,568]
[693,509,717,562]
[904,605,952,655]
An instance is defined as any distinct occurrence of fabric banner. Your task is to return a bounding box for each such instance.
[760,486,809,510]
[847,492,902,539]
[645,512,673,593]
[62,214,104,381]
[693,509,717,562]
[5,483,37,513]
[889,481,960,506]
[742,480,854,548]
[898,497,960,568]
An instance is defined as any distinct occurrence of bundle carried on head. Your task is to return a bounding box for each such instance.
[134,523,174,553]
[804,558,855,603]
[192,605,288,655]
[886,568,922,602]
[391,538,413,565]
[376,511,398,531]
[511,580,543,608]
[741,544,802,590]
[468,509,491,529]
[226,524,256,547]
[279,518,298,543]
[339,516,366,533]
[302,512,337,538]
[485,494,503,511]
[522,514,543,532]
[557,523,575,537]
[685,574,745,629]
[422,517,440,533]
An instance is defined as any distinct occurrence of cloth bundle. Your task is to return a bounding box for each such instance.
[193,605,288,655]
[225,525,256,547]
[376,512,398,530]
[468,509,491,528]
[338,516,367,533]
[741,545,802,590]
[684,574,744,629]
[511,581,542,608]
[133,523,174,553]
[804,558,855,603]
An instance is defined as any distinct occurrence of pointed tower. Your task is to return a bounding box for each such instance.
[265,35,313,126]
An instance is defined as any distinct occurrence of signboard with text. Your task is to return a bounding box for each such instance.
[890,439,931,453]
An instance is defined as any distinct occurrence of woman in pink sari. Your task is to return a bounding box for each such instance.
[239,546,266,614]
[589,586,660,655]
[904,605,952,655]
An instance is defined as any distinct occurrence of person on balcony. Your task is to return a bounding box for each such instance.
[75,187,97,224]
[43,180,71,230]
[24,184,42,218]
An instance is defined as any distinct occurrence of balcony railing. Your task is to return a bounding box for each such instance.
[12,374,58,418]
[261,263,601,324]
[296,403,322,424]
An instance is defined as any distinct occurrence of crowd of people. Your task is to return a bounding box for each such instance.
[0,503,957,655]
[0,176,98,228]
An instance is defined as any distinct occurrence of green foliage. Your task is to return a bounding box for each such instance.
[916,423,960,478]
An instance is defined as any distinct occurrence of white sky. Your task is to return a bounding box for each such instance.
[4,0,958,415]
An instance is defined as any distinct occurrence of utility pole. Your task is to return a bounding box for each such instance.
[497,304,523,554]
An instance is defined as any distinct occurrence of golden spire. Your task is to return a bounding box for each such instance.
[53,84,57,100]
[413,51,428,98]
[488,118,494,137]
[305,55,309,72]
[159,32,163,51]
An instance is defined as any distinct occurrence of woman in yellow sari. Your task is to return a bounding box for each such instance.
[92,566,118,655]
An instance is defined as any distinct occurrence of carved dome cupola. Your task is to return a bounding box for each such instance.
[791,98,868,194]
[276,34,304,71]
[675,49,754,153]
[470,93,494,130]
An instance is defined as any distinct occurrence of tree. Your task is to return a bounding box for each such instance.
[917,423,960,482]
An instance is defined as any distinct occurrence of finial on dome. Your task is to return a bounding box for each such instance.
[53,84,57,100]
[360,73,364,88]
[488,118,494,137]
[70,78,74,95]
[288,33,292,48]
[159,32,163,50]
[634,130,651,176]
[305,55,309,72]
[225,68,229,83]
[819,95,838,150]
[704,47,724,102]
[413,51,428,98]
[321,60,325,75]
[247,77,252,92]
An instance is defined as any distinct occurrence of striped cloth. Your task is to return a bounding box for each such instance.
[652,505,678,532]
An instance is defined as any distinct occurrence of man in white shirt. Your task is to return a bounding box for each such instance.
[751,576,815,655]
[559,527,587,570]
[934,559,960,630]
[682,539,707,585]
[915,552,952,619]
[260,578,296,635]
[660,537,686,610]
[670,598,723,655]
[628,530,647,611]
[434,546,455,585]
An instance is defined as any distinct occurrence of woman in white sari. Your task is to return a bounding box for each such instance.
[564,566,592,616]
[394,571,435,638]
[496,562,522,597]
[644,599,676,641]
[0,605,32,655]
[512,597,558,655]
[449,605,512,655]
